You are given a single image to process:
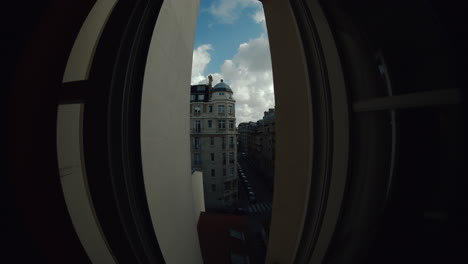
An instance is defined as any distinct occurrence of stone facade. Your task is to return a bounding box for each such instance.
[190,80,238,210]
[238,109,275,190]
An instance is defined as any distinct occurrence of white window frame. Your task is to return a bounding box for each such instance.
[218,120,226,129]
[218,104,225,113]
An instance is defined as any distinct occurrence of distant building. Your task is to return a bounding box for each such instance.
[238,109,276,189]
[190,78,238,210]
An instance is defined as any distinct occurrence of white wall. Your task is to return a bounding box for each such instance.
[140,0,203,263]
[192,171,205,223]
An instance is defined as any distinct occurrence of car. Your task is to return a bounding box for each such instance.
[238,169,243,173]
[243,179,248,184]
[248,192,257,203]
[234,207,245,215]
[246,186,252,192]
[241,175,247,179]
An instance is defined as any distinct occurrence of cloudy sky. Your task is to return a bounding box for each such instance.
[191,0,274,124]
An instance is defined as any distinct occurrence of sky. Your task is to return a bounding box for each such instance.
[191,0,275,124]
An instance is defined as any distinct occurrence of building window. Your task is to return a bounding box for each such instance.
[230,167,234,177]
[224,182,231,191]
[190,94,195,101]
[230,253,249,264]
[219,92,224,96]
[198,94,205,100]
[208,120,212,128]
[218,104,225,113]
[228,105,233,113]
[211,169,215,177]
[229,136,234,148]
[197,85,205,91]
[229,229,245,240]
[211,153,215,161]
[222,153,226,165]
[211,184,216,192]
[223,168,226,176]
[222,136,226,149]
[210,137,214,145]
[194,105,201,113]
[208,105,213,112]
[229,152,234,164]
[194,137,200,149]
[229,120,234,129]
[218,120,226,129]
[194,120,201,133]
[194,153,201,165]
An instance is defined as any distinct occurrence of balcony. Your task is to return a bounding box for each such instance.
[192,129,201,134]
[194,144,201,150]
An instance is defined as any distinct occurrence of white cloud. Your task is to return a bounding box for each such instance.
[191,44,213,85]
[209,0,261,24]
[252,9,267,31]
[206,35,274,124]
[252,10,265,23]
[191,35,274,124]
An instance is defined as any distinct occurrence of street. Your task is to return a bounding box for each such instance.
[237,155,274,264]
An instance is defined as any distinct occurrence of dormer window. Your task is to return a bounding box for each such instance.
[199,94,205,100]
[219,92,224,95]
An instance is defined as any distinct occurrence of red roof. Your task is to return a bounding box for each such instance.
[197,212,253,264]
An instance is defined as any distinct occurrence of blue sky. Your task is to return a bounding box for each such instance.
[194,0,266,75]
[191,0,274,124]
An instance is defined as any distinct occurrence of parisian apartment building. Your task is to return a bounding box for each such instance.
[190,77,238,210]
[238,109,276,190]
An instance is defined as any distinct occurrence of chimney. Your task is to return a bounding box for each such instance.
[208,75,213,98]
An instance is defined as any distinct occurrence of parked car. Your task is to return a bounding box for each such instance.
[234,207,245,215]
[248,192,257,203]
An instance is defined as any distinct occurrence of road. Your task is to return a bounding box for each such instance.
[236,155,274,264]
